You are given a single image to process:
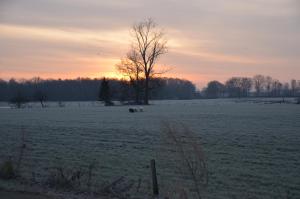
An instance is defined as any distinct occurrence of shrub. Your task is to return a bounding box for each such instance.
[0,159,16,180]
[161,122,208,199]
[45,167,84,190]
[10,92,28,108]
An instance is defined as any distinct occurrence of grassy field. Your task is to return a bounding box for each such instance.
[0,190,52,199]
[0,99,299,198]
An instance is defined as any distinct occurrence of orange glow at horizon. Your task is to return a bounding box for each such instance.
[0,23,212,86]
[1,22,298,89]
[0,61,212,88]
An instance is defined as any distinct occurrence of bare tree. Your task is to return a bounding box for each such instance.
[31,77,47,107]
[291,79,297,97]
[10,91,27,108]
[265,76,273,97]
[116,54,143,104]
[129,19,168,104]
[34,90,47,108]
[240,77,252,97]
[225,77,242,98]
[204,81,225,98]
[253,75,266,97]
[271,79,282,97]
[282,82,290,102]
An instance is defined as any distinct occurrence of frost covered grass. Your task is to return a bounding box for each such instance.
[160,122,208,199]
[0,99,299,198]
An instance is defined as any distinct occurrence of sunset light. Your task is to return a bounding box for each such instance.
[0,1,300,199]
[1,0,299,88]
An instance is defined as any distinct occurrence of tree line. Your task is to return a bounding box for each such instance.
[202,75,300,98]
[0,77,197,104]
[1,75,299,106]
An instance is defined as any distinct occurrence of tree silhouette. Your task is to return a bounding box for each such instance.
[99,78,113,106]
[253,75,266,97]
[34,90,47,108]
[204,81,225,98]
[116,57,143,104]
[129,19,168,104]
[10,91,27,108]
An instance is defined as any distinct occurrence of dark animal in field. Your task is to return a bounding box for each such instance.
[129,107,144,113]
[129,108,135,113]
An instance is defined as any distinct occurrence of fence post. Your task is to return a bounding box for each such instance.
[150,159,159,196]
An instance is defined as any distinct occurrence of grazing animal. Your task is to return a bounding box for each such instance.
[129,108,136,113]
[129,107,144,113]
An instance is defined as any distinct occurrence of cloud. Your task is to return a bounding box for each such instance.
[0,0,299,88]
[0,24,131,46]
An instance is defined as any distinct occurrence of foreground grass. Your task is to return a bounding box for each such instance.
[0,190,52,199]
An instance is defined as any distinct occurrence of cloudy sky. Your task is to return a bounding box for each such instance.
[0,0,299,88]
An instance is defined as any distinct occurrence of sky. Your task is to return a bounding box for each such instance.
[0,0,299,88]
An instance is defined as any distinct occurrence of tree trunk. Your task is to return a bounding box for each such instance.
[135,72,140,104]
[40,100,44,108]
[135,85,140,104]
[144,77,149,105]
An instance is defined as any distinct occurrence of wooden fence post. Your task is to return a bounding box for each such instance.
[150,159,159,196]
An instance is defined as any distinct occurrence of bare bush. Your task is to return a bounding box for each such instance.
[161,122,208,199]
[0,158,16,180]
[45,167,84,190]
[16,128,26,174]
[87,160,97,189]
[45,160,100,192]
[0,128,27,180]
[100,176,138,199]
[10,91,28,108]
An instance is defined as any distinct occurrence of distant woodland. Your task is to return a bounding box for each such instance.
[203,75,300,99]
[0,77,197,102]
[0,75,299,103]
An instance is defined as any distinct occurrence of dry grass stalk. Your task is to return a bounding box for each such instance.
[161,122,208,199]
[16,127,26,174]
